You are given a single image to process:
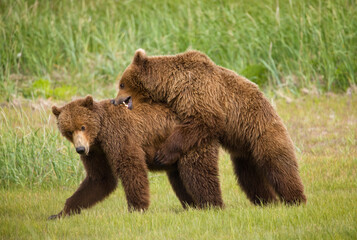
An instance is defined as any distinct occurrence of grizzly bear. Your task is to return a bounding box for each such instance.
[49,96,223,219]
[112,49,307,205]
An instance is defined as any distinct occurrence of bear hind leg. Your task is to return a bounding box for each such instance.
[231,154,278,205]
[178,144,224,209]
[252,134,307,205]
[261,159,307,205]
[167,166,196,209]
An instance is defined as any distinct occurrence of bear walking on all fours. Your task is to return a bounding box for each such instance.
[49,96,223,219]
[113,49,307,205]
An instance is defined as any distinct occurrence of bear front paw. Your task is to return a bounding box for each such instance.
[154,148,181,166]
[47,211,63,220]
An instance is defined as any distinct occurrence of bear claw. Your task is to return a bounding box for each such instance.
[47,211,63,220]
[48,214,59,220]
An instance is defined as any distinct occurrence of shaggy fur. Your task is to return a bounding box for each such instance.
[49,96,223,219]
[113,49,307,205]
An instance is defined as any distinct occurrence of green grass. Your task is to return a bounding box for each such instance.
[1,0,356,101]
[0,103,83,188]
[1,0,356,238]
[0,95,356,239]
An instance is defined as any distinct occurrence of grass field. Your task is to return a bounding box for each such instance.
[1,0,357,239]
[1,94,356,239]
[1,0,356,102]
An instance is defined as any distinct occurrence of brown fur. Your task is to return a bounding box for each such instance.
[49,96,223,219]
[113,49,307,205]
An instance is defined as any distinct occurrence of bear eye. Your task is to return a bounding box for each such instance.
[81,126,85,131]
[120,83,124,89]
[66,131,73,137]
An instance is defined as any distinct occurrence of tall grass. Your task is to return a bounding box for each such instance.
[0,103,84,188]
[1,0,356,101]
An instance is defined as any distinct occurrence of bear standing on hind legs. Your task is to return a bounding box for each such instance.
[113,49,307,205]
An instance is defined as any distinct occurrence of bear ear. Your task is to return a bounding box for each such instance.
[133,48,147,65]
[82,95,94,109]
[52,105,61,117]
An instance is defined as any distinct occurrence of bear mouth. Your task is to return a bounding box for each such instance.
[122,96,133,110]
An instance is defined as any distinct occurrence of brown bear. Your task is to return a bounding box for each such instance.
[112,49,307,205]
[49,96,223,219]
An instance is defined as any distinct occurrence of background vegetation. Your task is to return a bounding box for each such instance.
[0,0,356,239]
[1,95,356,239]
[1,0,356,102]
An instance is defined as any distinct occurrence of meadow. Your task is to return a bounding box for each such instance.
[0,94,356,239]
[1,0,357,239]
[1,0,356,101]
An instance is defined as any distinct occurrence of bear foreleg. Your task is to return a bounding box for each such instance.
[48,175,117,219]
[154,121,214,166]
[117,159,150,212]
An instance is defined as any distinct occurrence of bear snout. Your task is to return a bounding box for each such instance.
[110,99,117,105]
[113,96,133,110]
[73,131,90,155]
[76,146,86,154]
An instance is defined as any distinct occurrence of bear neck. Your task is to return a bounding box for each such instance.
[92,102,106,140]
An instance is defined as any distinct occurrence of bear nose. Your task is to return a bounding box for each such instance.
[76,146,85,154]
[110,99,117,106]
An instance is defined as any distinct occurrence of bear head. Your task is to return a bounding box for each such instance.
[113,49,168,109]
[52,95,101,155]
[113,49,213,110]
